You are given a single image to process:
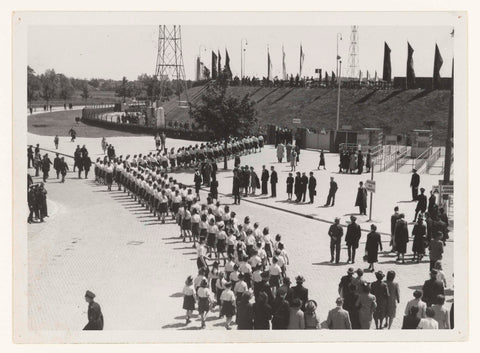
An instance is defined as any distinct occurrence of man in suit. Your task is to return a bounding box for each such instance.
[325,177,338,206]
[261,165,269,195]
[41,154,52,182]
[27,145,34,168]
[292,275,309,311]
[326,297,352,329]
[193,169,202,200]
[270,166,278,197]
[345,216,361,264]
[414,187,428,222]
[308,172,317,204]
[53,153,61,179]
[328,217,344,263]
[338,267,355,298]
[428,190,437,216]
[422,269,445,307]
[410,169,420,201]
[300,172,308,202]
[83,290,104,330]
[390,206,401,252]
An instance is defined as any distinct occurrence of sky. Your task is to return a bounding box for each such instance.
[28,25,454,81]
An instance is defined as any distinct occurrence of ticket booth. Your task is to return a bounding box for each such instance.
[411,129,433,158]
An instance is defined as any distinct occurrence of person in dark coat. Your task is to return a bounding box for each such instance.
[270,166,278,197]
[271,287,290,329]
[210,175,219,200]
[325,177,338,207]
[371,271,390,329]
[390,206,401,252]
[59,157,69,183]
[410,169,420,201]
[41,154,52,182]
[253,292,272,329]
[300,172,308,202]
[83,290,104,330]
[365,224,382,272]
[402,306,421,329]
[261,165,269,194]
[338,267,355,298]
[291,275,309,311]
[328,217,344,263]
[414,188,428,222]
[357,150,364,174]
[343,283,360,329]
[53,153,61,179]
[294,172,301,202]
[307,172,317,204]
[194,169,202,200]
[286,173,294,200]
[27,145,34,168]
[412,216,427,262]
[232,170,241,205]
[394,214,409,263]
[345,215,361,264]
[237,292,254,329]
[355,181,368,215]
[422,269,445,307]
[366,150,372,173]
[73,146,81,172]
[234,154,241,168]
[318,150,326,170]
[27,185,36,223]
[428,191,437,215]
[82,153,91,179]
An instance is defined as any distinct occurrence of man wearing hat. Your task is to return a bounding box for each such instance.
[328,217,344,264]
[422,269,445,307]
[271,286,290,329]
[326,297,352,329]
[413,187,428,222]
[83,290,104,330]
[292,275,309,311]
[410,169,420,201]
[345,215,361,264]
[338,268,356,298]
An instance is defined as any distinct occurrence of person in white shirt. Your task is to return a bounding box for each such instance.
[404,290,427,319]
[182,276,196,325]
[197,279,213,329]
[269,256,283,297]
[417,307,439,329]
[220,282,236,330]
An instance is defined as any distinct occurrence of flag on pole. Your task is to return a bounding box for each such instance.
[374,70,378,82]
[299,44,305,77]
[382,42,392,82]
[211,51,218,79]
[359,70,363,82]
[267,48,273,81]
[406,42,416,89]
[433,43,443,89]
[325,71,329,86]
[282,45,287,80]
[366,70,370,82]
[218,50,222,78]
[331,70,336,83]
[224,49,233,80]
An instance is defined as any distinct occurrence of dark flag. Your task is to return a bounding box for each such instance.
[325,71,329,86]
[224,49,232,80]
[433,43,444,89]
[267,50,273,81]
[218,50,222,78]
[406,42,416,89]
[332,70,336,83]
[196,57,201,81]
[211,51,218,79]
[382,42,392,82]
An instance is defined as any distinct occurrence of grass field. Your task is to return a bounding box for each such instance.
[29,90,119,109]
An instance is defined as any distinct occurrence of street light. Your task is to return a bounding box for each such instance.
[241,38,248,80]
[336,60,342,132]
[336,33,342,78]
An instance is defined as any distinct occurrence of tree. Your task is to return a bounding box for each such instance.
[81,83,90,104]
[57,74,74,104]
[190,82,256,169]
[27,66,41,104]
[116,76,132,102]
[203,66,211,80]
[39,69,58,107]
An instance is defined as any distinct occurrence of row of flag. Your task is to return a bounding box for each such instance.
[200,41,446,89]
[383,41,444,89]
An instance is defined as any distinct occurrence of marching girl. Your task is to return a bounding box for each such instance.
[229,264,240,290]
[216,222,228,264]
[197,278,213,329]
[262,227,274,264]
[105,161,114,191]
[269,256,283,298]
[208,262,220,303]
[191,208,201,247]
[171,190,182,221]
[158,189,168,224]
[176,202,185,238]
[238,255,253,289]
[215,272,227,317]
[94,158,100,182]
[182,206,192,243]
[199,214,208,244]
[224,254,235,281]
[196,241,210,277]
[220,282,236,330]
[182,276,196,325]
[168,148,176,172]
[206,218,218,258]
[226,229,237,260]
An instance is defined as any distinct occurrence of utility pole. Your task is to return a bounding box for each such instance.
[368,161,374,221]
[336,60,342,131]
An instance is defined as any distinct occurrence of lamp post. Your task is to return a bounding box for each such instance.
[241,38,248,81]
[336,60,342,132]
[336,33,343,78]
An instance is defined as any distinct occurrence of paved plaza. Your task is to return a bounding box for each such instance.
[27,131,454,331]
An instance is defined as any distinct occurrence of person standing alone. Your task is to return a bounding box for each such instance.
[270,166,278,197]
[325,177,338,207]
[328,217,343,264]
[410,169,420,201]
[83,290,104,330]
[261,165,269,195]
[308,172,317,204]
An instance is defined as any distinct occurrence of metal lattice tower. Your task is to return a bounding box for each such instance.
[154,25,189,107]
[347,26,359,79]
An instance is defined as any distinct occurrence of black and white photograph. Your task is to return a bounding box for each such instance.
[11,10,468,343]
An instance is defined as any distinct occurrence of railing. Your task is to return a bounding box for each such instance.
[339,143,359,152]
[426,147,441,173]
[394,146,410,172]
[414,146,432,172]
